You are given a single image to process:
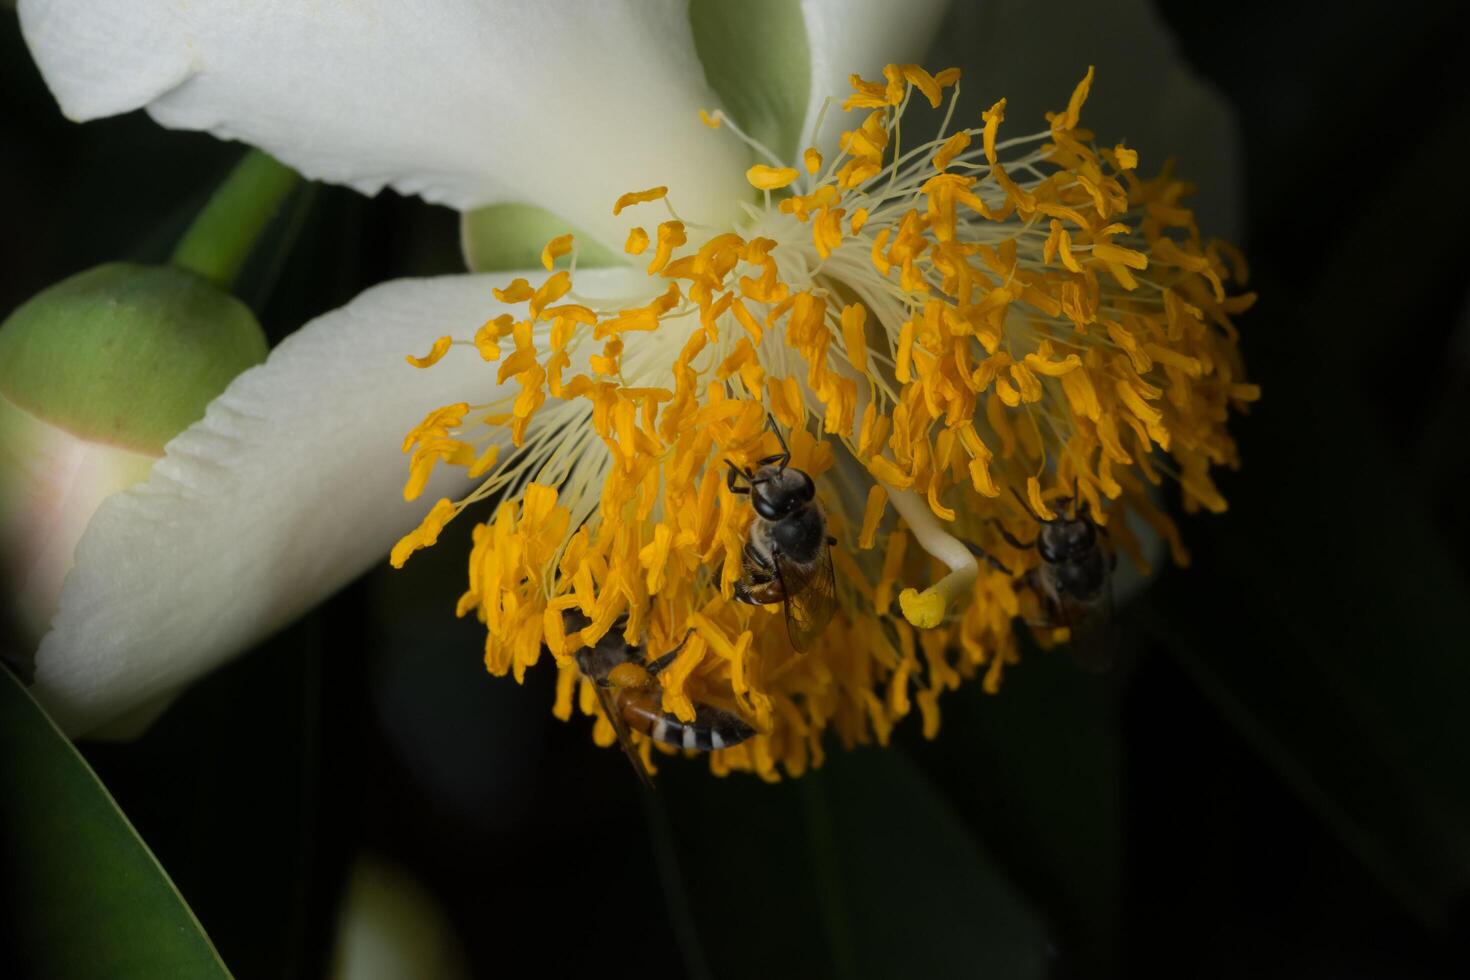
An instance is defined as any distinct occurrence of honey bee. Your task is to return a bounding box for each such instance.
[979,489,1118,672]
[726,416,837,652]
[568,612,755,787]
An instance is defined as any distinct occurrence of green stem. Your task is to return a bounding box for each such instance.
[170,150,300,290]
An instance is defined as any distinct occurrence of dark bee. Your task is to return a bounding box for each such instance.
[568,612,755,787]
[980,489,1118,672]
[725,416,837,652]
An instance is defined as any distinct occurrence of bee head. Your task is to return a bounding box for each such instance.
[1037,515,1096,562]
[752,466,815,520]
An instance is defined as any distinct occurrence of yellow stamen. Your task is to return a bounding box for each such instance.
[393,62,1255,780]
[405,335,452,369]
[746,165,800,191]
[540,233,574,271]
[612,186,668,216]
[390,498,457,568]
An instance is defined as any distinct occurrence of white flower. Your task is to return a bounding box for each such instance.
[17,0,1239,736]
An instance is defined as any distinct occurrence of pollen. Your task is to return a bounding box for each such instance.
[394,64,1255,780]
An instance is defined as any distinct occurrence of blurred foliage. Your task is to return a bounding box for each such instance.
[0,667,230,979]
[5,2,1470,978]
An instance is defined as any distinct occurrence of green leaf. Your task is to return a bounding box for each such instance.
[655,747,1050,979]
[688,0,811,164]
[0,667,232,979]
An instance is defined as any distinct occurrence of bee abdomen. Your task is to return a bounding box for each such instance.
[621,695,755,752]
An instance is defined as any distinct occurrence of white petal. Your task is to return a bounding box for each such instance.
[18,0,748,249]
[798,0,951,156]
[33,267,644,737]
[926,0,1243,238]
[0,395,156,644]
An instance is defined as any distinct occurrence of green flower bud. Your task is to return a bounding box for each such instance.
[1,262,268,643]
[0,262,267,454]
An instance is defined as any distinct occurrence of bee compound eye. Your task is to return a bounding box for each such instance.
[797,471,816,501]
[753,491,784,521]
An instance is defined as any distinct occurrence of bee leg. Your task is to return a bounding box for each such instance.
[993,523,1036,550]
[743,540,775,574]
[827,536,837,546]
[733,580,763,605]
[964,541,1015,576]
[645,630,695,676]
[644,650,677,675]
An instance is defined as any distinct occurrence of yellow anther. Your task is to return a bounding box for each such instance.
[859,484,887,550]
[390,498,457,568]
[540,233,574,271]
[646,221,687,275]
[981,99,1007,165]
[624,226,650,255]
[746,165,800,191]
[612,186,668,216]
[932,131,971,172]
[405,335,452,368]
[492,278,534,303]
[1058,65,1095,131]
[898,64,944,108]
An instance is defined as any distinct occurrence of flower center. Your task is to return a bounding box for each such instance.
[392,63,1257,780]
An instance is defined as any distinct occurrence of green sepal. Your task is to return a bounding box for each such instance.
[689,0,812,164]
[460,203,622,273]
[0,263,268,455]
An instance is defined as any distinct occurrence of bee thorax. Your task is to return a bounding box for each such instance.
[1040,550,1107,600]
[767,505,826,561]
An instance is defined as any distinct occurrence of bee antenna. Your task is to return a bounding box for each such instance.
[1010,486,1043,522]
[1070,477,1079,520]
[765,412,791,458]
[725,459,753,495]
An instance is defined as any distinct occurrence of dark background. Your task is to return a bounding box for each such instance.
[3,2,1468,977]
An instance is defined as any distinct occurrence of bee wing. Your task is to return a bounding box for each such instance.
[1054,584,1118,674]
[775,544,837,653]
[593,684,655,789]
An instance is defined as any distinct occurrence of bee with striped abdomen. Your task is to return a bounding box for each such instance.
[568,612,755,786]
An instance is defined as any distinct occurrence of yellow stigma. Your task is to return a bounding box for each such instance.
[393,64,1257,779]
